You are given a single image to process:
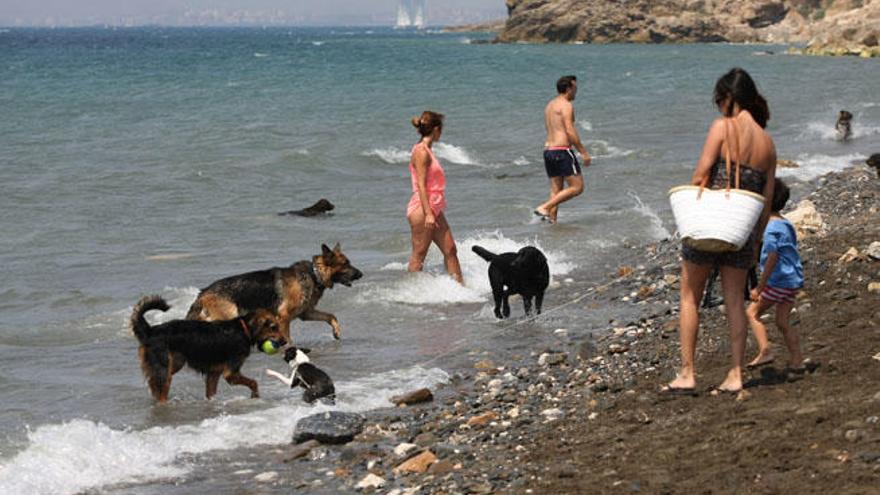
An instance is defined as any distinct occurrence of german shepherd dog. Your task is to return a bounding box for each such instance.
[472,245,550,319]
[836,110,853,142]
[186,244,363,342]
[130,295,287,403]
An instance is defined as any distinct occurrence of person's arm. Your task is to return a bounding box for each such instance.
[755,144,777,246]
[412,146,436,229]
[751,251,778,301]
[563,104,590,165]
[692,118,725,186]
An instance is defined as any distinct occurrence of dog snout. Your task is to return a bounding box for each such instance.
[352,268,363,280]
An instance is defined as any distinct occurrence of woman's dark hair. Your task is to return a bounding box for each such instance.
[411,111,444,137]
[713,68,770,128]
[771,177,790,212]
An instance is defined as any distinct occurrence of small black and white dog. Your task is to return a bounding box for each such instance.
[472,245,550,319]
[836,110,853,142]
[265,347,335,404]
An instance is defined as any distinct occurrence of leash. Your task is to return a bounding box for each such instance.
[239,318,251,339]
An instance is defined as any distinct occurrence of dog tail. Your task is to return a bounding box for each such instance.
[471,245,498,263]
[130,295,170,343]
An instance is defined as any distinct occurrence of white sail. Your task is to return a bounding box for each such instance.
[396,1,412,28]
[412,0,426,28]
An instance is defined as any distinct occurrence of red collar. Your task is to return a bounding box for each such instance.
[239,318,251,339]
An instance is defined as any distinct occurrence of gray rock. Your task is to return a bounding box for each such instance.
[390,388,434,406]
[294,411,366,445]
[866,241,880,260]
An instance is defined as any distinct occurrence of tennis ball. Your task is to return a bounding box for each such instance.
[261,340,279,355]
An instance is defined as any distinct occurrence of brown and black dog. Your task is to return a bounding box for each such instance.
[131,295,287,403]
[185,244,363,342]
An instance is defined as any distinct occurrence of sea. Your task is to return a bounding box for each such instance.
[0,26,877,494]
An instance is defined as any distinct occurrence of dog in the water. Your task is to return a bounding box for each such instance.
[472,245,550,319]
[867,154,880,176]
[265,346,336,404]
[186,244,363,342]
[279,199,335,217]
[836,110,853,142]
[130,295,287,403]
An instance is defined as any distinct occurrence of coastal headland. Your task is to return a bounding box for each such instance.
[260,161,880,493]
[489,0,880,57]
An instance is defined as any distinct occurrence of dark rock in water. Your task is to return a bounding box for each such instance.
[280,198,335,217]
[293,411,365,445]
[390,388,434,406]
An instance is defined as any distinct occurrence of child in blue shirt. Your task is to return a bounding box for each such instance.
[746,178,805,370]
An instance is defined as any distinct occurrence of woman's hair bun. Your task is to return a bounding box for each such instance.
[411,116,422,129]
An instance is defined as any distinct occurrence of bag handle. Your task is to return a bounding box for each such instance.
[698,116,742,198]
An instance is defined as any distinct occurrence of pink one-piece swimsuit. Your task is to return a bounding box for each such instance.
[406,142,447,217]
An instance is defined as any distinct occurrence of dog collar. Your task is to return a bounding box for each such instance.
[311,262,326,290]
[239,318,251,339]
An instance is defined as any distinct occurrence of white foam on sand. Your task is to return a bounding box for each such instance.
[0,366,448,495]
[777,153,867,181]
[360,232,575,306]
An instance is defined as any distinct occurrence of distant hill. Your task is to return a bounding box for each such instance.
[496,0,879,56]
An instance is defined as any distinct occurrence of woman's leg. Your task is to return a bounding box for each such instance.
[746,296,775,366]
[667,260,712,390]
[407,210,433,272]
[718,265,749,392]
[431,213,463,284]
[774,301,804,368]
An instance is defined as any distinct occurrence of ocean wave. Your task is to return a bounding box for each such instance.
[777,153,867,181]
[513,156,530,166]
[628,192,672,241]
[0,366,448,495]
[588,139,636,159]
[358,231,575,306]
[799,120,880,141]
[577,120,593,132]
[253,52,269,58]
[364,142,481,166]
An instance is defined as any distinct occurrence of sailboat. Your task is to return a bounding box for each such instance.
[412,0,426,28]
[396,0,412,28]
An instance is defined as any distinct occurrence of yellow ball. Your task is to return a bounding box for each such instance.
[261,340,279,354]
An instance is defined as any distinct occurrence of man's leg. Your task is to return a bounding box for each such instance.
[537,174,584,222]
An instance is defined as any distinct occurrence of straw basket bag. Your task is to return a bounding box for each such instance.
[668,119,766,253]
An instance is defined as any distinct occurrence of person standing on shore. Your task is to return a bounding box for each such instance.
[745,178,805,370]
[406,111,464,284]
[663,68,777,396]
[534,75,591,224]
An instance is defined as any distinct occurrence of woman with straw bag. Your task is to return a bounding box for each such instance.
[662,68,777,396]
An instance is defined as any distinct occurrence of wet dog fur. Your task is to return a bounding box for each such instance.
[279,199,335,217]
[130,295,287,403]
[265,346,335,404]
[472,245,550,319]
[185,244,363,342]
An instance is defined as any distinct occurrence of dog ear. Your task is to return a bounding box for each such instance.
[299,347,312,354]
[321,244,332,256]
[333,243,341,254]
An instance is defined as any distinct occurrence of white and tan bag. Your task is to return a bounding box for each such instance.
[669,119,765,253]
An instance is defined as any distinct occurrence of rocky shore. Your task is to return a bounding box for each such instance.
[491,0,880,57]
[252,161,879,494]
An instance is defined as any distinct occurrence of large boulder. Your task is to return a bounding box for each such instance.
[785,199,826,239]
[293,411,365,445]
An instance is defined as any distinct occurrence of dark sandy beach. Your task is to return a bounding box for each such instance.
[216,163,880,494]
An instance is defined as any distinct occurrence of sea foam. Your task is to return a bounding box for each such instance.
[360,232,574,306]
[777,153,867,181]
[0,366,448,495]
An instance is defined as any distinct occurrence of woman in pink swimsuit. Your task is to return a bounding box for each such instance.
[406,111,463,284]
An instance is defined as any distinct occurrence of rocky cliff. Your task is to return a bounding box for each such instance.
[496,0,879,56]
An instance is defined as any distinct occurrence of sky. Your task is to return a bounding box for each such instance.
[0,0,507,27]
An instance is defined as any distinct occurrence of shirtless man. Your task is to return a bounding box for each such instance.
[534,75,591,224]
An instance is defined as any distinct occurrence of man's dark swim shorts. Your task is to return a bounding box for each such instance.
[543,148,581,178]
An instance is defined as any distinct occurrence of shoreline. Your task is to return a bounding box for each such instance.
[259,160,880,493]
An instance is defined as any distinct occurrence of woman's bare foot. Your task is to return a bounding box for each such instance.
[747,351,775,368]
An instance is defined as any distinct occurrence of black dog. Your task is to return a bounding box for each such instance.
[472,245,550,319]
[279,199,335,217]
[836,110,853,142]
[130,295,287,403]
[867,154,880,177]
[265,346,335,404]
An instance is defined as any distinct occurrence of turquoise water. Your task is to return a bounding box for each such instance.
[0,27,877,494]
